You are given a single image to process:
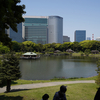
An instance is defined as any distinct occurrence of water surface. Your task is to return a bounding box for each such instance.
[20,56,97,80]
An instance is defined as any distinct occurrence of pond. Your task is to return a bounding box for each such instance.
[19,56,98,80]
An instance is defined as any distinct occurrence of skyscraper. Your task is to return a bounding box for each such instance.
[23,16,48,44]
[63,36,70,42]
[48,16,63,44]
[87,37,91,40]
[8,23,23,42]
[74,30,86,42]
[7,16,63,44]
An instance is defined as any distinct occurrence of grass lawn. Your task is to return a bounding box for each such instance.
[0,83,98,100]
[72,52,100,57]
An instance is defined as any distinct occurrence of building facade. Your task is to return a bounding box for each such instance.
[7,16,63,44]
[63,36,70,43]
[96,37,100,41]
[8,23,23,42]
[23,16,48,44]
[48,16,63,44]
[74,30,86,42]
[87,37,91,40]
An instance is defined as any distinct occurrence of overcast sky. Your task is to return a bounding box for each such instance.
[19,0,100,42]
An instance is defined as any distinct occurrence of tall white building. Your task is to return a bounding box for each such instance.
[48,16,63,44]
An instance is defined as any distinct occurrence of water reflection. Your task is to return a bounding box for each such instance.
[19,56,97,80]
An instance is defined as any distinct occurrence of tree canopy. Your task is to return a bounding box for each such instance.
[0,0,26,47]
[10,40,100,53]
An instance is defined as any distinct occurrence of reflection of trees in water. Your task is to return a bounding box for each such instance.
[19,56,97,80]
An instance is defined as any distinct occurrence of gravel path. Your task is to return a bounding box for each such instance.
[0,80,95,93]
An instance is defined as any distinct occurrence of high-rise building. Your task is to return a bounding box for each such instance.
[96,37,100,41]
[8,23,23,42]
[63,36,70,43]
[74,30,86,42]
[87,37,91,40]
[48,16,63,44]
[7,16,63,44]
[23,16,48,44]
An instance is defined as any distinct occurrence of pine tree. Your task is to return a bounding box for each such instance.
[0,53,21,92]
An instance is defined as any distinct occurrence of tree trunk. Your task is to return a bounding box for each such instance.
[6,80,11,92]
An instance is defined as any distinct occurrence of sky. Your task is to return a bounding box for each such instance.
[19,0,100,42]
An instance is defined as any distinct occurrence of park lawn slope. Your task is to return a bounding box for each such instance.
[0,83,98,100]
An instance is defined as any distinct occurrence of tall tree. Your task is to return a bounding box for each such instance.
[0,0,26,47]
[0,43,10,54]
[0,53,21,92]
[12,41,21,52]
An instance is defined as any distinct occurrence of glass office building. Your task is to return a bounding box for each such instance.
[74,30,86,42]
[7,16,63,44]
[87,37,91,40]
[23,16,48,44]
[8,23,23,42]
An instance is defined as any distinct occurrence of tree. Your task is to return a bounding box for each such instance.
[55,43,62,51]
[84,49,90,56]
[71,42,81,52]
[0,0,26,47]
[0,32,12,49]
[0,53,21,92]
[22,41,36,52]
[35,43,43,52]
[12,41,21,52]
[0,43,10,54]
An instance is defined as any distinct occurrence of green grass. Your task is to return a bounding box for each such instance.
[0,83,98,100]
[72,52,82,56]
[72,52,100,57]
[11,76,97,85]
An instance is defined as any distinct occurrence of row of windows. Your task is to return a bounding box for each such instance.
[24,23,47,26]
[25,38,47,44]
[25,32,47,34]
[25,27,47,29]
[25,29,47,32]
[25,18,47,24]
[25,32,46,34]
[25,38,46,40]
[25,33,47,35]
[25,28,47,30]
[25,36,46,38]
[25,35,47,38]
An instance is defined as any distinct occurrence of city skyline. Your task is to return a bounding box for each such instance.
[19,0,100,42]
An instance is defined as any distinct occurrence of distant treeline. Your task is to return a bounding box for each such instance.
[0,40,100,54]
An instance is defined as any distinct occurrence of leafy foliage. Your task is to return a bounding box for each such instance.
[0,0,26,47]
[9,40,100,53]
[0,32,12,49]
[0,52,21,92]
[0,43,10,54]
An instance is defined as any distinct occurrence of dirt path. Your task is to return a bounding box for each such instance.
[0,80,95,93]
